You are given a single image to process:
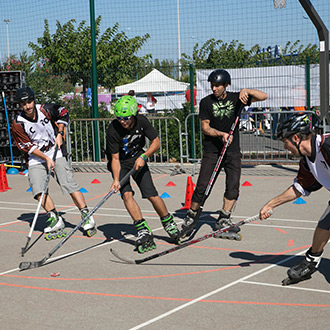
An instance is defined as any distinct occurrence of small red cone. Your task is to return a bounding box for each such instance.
[0,164,11,190]
[91,179,101,184]
[166,181,176,187]
[242,181,252,186]
[180,176,194,210]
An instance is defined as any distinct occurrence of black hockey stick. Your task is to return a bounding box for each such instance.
[110,211,273,264]
[21,146,59,256]
[19,167,136,270]
[181,101,245,237]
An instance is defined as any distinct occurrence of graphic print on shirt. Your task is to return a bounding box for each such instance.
[121,131,142,159]
[212,100,235,119]
[17,108,55,151]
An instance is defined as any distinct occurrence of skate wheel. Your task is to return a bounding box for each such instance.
[45,233,56,240]
[86,228,97,237]
[235,233,242,241]
[57,231,67,238]
[282,277,292,286]
[137,245,145,254]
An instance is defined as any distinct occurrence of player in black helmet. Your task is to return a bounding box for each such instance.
[260,113,330,285]
[12,86,97,239]
[181,69,268,239]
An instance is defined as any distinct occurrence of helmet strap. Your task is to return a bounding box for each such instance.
[289,136,304,157]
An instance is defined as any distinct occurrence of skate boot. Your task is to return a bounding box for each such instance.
[161,214,181,244]
[44,211,67,240]
[282,248,323,286]
[180,208,199,238]
[214,209,241,240]
[81,208,97,237]
[134,219,156,254]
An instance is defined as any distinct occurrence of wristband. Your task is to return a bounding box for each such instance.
[139,153,148,161]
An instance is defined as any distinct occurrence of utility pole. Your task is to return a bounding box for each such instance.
[4,19,11,59]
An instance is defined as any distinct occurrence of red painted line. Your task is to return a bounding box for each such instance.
[288,239,294,247]
[0,282,329,308]
[0,221,22,228]
[275,228,288,234]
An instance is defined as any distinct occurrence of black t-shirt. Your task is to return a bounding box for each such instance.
[106,115,158,166]
[199,92,248,153]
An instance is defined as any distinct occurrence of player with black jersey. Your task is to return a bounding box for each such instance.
[106,95,180,253]
[12,87,96,238]
[181,69,268,239]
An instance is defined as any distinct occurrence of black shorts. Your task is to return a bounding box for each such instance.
[119,163,158,199]
[192,151,241,204]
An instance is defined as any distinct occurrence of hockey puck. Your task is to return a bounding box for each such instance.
[51,272,60,277]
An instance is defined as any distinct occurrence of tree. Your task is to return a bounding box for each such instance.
[181,38,320,69]
[29,17,150,94]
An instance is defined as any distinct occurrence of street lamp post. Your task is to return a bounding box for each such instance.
[4,19,11,59]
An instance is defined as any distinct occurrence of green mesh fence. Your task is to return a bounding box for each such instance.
[0,0,329,162]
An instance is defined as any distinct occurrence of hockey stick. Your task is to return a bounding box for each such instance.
[21,146,59,256]
[19,167,136,270]
[182,101,245,236]
[2,92,15,167]
[110,211,273,264]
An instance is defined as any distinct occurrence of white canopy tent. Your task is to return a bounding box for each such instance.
[115,69,189,110]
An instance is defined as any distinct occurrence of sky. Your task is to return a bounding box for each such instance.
[0,0,329,64]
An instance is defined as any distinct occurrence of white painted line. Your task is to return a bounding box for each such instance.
[242,280,330,294]
[128,250,307,330]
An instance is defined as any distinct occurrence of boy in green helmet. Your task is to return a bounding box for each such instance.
[106,95,180,253]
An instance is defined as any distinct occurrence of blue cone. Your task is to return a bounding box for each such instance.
[160,192,171,198]
[7,168,19,175]
[26,187,32,192]
[80,187,88,193]
[293,197,306,204]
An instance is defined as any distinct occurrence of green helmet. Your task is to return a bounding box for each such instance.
[114,95,138,117]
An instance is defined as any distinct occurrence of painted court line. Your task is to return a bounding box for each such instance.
[242,280,330,294]
[128,250,307,330]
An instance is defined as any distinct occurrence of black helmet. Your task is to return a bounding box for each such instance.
[208,69,231,85]
[277,114,312,140]
[16,87,35,103]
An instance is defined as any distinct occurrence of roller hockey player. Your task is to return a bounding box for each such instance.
[106,95,180,253]
[260,113,330,285]
[12,86,97,240]
[181,69,267,239]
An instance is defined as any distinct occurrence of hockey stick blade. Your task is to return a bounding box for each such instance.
[19,257,47,270]
[110,211,273,265]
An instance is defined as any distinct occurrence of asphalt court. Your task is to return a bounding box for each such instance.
[0,165,329,330]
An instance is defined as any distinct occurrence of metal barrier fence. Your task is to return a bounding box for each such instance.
[66,116,184,171]
[67,110,317,171]
[183,110,316,164]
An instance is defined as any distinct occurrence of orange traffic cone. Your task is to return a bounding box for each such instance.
[0,164,11,191]
[180,176,194,210]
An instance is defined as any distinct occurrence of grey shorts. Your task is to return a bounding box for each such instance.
[28,157,80,199]
[318,201,330,231]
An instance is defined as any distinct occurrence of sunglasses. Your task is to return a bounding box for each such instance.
[116,116,132,121]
